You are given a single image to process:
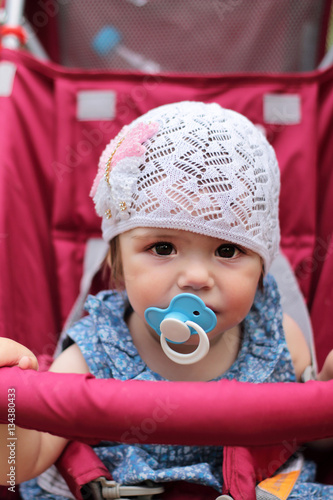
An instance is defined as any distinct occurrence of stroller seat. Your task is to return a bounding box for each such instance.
[2,1,333,498]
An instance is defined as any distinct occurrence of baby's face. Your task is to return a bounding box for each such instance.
[118,227,262,348]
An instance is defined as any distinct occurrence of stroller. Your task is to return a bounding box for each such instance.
[2,1,333,498]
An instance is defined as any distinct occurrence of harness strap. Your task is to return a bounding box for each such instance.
[55,238,109,356]
[56,441,112,500]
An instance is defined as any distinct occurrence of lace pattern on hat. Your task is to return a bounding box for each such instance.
[91,101,280,271]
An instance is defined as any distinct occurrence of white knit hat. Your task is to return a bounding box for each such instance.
[91,101,280,272]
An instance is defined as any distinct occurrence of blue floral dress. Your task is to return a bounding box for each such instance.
[20,275,333,499]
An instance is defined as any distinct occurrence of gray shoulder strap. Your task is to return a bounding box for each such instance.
[270,252,317,376]
[55,239,109,356]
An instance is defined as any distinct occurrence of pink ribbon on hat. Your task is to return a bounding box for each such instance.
[90,121,159,198]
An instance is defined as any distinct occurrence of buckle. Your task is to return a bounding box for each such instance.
[91,477,165,499]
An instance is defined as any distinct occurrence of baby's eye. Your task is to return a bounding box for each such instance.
[215,244,241,259]
[151,242,175,256]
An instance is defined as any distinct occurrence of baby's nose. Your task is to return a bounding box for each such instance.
[178,262,214,290]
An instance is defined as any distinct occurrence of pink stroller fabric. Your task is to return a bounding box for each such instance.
[1,47,333,498]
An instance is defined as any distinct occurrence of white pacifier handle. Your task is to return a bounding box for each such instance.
[159,319,210,365]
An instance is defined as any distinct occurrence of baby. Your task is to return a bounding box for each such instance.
[1,101,332,499]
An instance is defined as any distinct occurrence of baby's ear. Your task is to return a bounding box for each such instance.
[106,248,112,268]
[108,236,124,289]
[258,273,264,291]
[257,259,265,290]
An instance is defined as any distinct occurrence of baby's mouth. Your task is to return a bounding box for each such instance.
[144,294,217,365]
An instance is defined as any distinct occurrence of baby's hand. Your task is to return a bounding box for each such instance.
[0,337,38,370]
[317,349,333,381]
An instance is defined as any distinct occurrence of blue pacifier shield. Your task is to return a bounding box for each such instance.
[145,293,217,343]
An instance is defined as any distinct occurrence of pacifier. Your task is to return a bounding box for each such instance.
[145,294,217,365]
